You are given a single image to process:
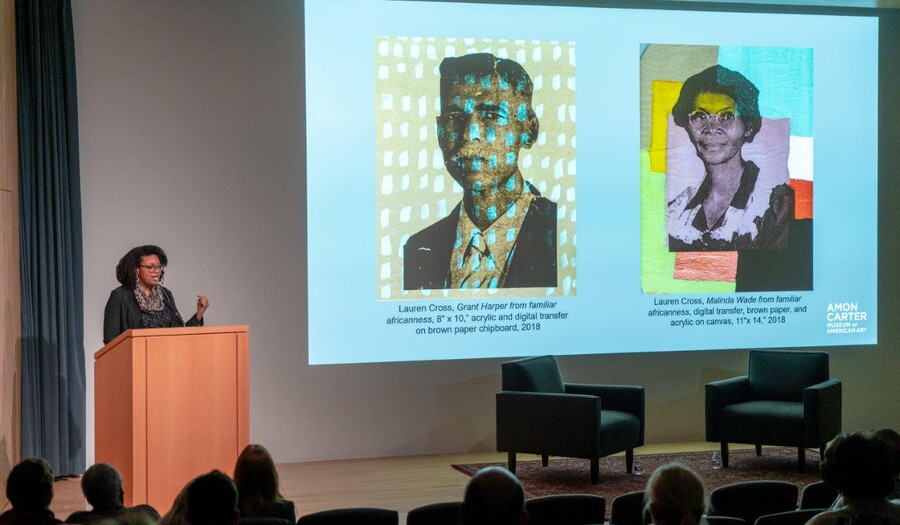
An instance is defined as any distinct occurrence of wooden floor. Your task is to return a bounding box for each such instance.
[39,441,730,523]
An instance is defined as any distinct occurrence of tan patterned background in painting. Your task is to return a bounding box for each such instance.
[375,36,577,301]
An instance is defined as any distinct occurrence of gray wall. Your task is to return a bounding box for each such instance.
[72,0,900,465]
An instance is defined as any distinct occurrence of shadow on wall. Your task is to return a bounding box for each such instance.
[431,370,500,453]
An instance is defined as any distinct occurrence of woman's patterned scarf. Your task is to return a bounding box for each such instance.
[133,284,165,312]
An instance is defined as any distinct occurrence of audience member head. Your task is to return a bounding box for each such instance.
[5,457,54,512]
[870,428,900,477]
[822,431,895,501]
[158,479,193,525]
[233,443,284,518]
[644,462,706,525]
[106,508,157,525]
[81,463,125,511]
[185,470,239,525]
[460,466,527,525]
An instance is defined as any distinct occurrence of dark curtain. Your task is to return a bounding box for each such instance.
[16,0,85,476]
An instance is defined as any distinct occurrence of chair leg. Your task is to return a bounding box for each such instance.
[798,447,806,472]
[721,442,730,468]
[626,448,634,473]
[541,454,548,467]
[755,444,762,456]
[507,452,517,474]
[590,457,599,485]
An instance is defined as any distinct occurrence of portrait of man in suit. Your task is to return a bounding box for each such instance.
[403,53,557,290]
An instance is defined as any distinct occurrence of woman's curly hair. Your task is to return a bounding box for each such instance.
[115,245,168,288]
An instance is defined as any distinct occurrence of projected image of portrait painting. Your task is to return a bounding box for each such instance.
[640,44,814,294]
[375,37,577,301]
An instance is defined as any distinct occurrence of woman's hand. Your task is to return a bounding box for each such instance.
[196,295,210,320]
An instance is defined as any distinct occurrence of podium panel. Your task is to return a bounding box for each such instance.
[95,335,144,505]
[95,326,249,512]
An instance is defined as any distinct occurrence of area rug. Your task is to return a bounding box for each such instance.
[452,447,821,519]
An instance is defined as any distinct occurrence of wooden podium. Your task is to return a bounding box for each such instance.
[94,326,249,511]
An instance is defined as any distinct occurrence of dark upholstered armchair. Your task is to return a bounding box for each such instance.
[496,355,645,484]
[706,350,841,471]
[708,481,798,524]
[298,508,398,525]
[524,494,606,525]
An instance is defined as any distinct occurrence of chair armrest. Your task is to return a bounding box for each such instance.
[705,375,751,441]
[566,384,644,446]
[565,383,644,420]
[497,391,601,419]
[803,378,842,446]
[496,391,602,456]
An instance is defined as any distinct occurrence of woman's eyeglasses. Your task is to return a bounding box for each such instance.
[688,111,738,129]
[139,264,164,271]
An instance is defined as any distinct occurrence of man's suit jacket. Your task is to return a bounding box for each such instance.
[403,191,557,290]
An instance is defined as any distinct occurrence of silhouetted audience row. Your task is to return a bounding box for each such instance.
[457,429,900,525]
[155,444,294,525]
[3,430,899,525]
[1,444,291,525]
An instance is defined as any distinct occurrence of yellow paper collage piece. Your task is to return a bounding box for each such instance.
[649,80,683,173]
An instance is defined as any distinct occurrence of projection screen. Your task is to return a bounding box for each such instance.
[305,0,878,364]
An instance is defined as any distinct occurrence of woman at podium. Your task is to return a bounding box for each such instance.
[103,245,209,344]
